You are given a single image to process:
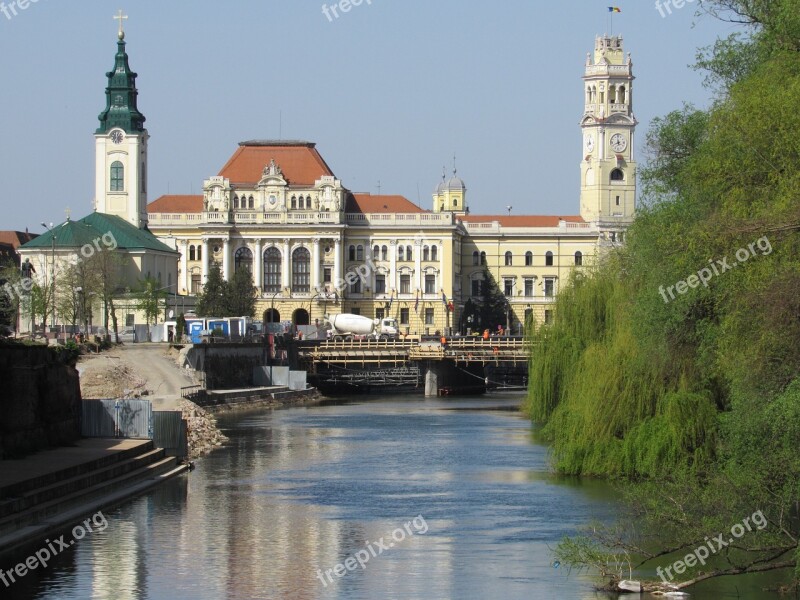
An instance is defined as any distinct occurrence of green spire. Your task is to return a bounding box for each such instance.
[96,31,146,134]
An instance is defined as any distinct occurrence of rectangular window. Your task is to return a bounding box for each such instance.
[504,279,513,297]
[616,195,621,206]
[544,278,555,298]
[400,274,410,294]
[376,308,385,320]
[350,278,361,294]
[191,274,201,295]
[425,274,435,294]
[471,279,481,297]
[351,308,360,316]
[544,310,553,325]
[400,308,409,325]
[375,275,386,294]
[524,278,533,297]
[425,308,434,325]
[323,268,331,283]
[125,314,134,327]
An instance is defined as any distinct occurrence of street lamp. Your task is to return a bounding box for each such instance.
[41,222,56,337]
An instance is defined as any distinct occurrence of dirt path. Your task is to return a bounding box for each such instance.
[77,344,198,410]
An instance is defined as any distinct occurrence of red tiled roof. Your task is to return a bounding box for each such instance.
[147,195,203,213]
[219,141,335,186]
[347,194,425,214]
[461,215,585,227]
[0,230,38,249]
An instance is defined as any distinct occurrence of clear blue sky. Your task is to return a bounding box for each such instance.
[0,0,740,233]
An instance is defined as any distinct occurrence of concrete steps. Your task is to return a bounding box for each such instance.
[0,440,187,556]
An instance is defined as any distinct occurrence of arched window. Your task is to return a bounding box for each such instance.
[248,196,254,209]
[306,196,312,209]
[197,245,202,261]
[263,248,281,293]
[431,245,438,261]
[292,247,311,293]
[480,251,487,266]
[372,245,380,260]
[575,251,583,266]
[609,84,617,103]
[610,169,624,181]
[398,245,405,261]
[505,251,513,266]
[348,245,356,261]
[110,161,124,191]
[356,245,364,261]
[235,247,253,272]
[189,245,196,261]
[453,199,458,207]
[545,251,554,266]
[586,87,592,104]
[381,245,388,261]
[233,197,239,209]
[423,246,430,261]
[406,245,413,261]
[291,196,297,209]
[525,251,533,266]
[619,85,627,103]
[472,251,480,266]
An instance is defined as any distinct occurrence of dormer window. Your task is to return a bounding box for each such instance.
[610,169,624,182]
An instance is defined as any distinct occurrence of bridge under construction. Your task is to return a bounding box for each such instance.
[290,337,531,396]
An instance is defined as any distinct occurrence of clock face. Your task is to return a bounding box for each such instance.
[585,134,595,153]
[110,130,124,144]
[610,133,627,153]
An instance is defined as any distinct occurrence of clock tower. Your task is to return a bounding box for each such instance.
[579,35,636,235]
[94,17,149,229]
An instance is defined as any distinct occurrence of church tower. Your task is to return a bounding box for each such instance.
[432,165,468,215]
[94,15,149,229]
[579,35,636,234]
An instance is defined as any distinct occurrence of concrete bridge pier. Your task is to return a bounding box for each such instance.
[424,363,439,397]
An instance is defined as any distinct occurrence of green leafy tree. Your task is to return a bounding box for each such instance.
[136,277,167,340]
[195,263,227,317]
[529,0,800,590]
[226,267,257,318]
[175,313,186,343]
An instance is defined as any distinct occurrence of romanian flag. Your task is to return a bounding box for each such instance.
[608,6,621,12]
[442,292,448,307]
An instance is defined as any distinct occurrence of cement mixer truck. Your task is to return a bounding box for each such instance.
[325,313,399,341]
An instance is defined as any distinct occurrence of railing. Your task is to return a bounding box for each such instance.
[346,213,455,226]
[148,212,344,226]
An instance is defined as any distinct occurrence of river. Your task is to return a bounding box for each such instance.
[3,394,784,599]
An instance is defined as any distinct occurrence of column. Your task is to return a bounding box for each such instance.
[333,238,342,288]
[312,238,321,290]
[179,240,188,294]
[414,239,422,292]
[222,237,231,281]
[201,238,209,283]
[282,238,290,291]
[389,240,397,291]
[254,239,263,293]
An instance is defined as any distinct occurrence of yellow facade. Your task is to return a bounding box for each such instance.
[142,35,636,334]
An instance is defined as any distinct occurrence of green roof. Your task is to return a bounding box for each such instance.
[96,38,146,134]
[20,212,176,254]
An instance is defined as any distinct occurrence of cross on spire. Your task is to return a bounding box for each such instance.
[114,9,128,40]
[453,153,457,176]
[65,207,71,221]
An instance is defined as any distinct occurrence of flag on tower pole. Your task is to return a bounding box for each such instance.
[607,7,621,35]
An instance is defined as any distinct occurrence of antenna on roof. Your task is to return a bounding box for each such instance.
[377,180,381,195]
[506,205,513,216]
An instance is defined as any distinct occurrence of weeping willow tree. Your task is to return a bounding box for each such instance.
[528,0,800,590]
[524,258,717,478]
